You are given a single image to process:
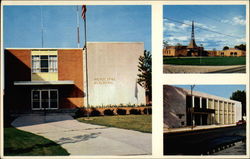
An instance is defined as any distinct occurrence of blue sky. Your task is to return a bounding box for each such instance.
[163,5,246,50]
[174,85,246,99]
[4,5,151,51]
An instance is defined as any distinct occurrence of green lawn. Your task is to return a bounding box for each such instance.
[77,115,152,133]
[4,127,69,156]
[163,56,246,66]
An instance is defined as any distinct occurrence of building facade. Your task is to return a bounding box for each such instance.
[86,42,146,106]
[163,21,245,57]
[4,42,146,113]
[163,85,242,128]
[4,49,84,113]
[214,48,246,57]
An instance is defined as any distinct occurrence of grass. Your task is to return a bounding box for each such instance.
[4,127,69,156]
[77,115,152,133]
[163,56,246,66]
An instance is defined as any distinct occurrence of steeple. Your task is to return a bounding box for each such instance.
[187,21,197,49]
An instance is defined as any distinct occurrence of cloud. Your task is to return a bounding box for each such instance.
[221,16,246,25]
[233,16,246,25]
[163,18,245,50]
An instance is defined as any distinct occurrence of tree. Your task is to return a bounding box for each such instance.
[234,44,246,51]
[137,50,152,105]
[230,90,246,117]
[223,46,229,50]
[163,40,169,48]
[176,43,182,46]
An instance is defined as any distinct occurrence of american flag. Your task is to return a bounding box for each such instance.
[81,5,87,19]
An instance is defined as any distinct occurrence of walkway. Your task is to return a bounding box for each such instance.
[163,64,246,73]
[12,114,151,156]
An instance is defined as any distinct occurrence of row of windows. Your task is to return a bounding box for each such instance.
[32,55,58,73]
[220,52,238,56]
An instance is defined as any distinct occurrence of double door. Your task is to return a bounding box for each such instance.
[32,89,58,110]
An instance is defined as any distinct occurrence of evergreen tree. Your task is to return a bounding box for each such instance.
[137,50,152,104]
[230,90,246,117]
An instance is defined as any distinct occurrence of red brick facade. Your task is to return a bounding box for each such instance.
[4,49,84,113]
[58,49,84,108]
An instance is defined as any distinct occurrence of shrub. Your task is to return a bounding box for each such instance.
[74,108,85,118]
[143,108,152,115]
[129,109,141,115]
[90,109,101,116]
[104,109,114,116]
[117,109,127,115]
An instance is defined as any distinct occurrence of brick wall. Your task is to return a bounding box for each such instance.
[4,49,32,113]
[58,49,84,108]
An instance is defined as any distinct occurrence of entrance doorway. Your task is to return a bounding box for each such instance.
[32,89,58,110]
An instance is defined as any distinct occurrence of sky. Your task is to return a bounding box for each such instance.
[163,5,246,50]
[174,85,246,99]
[3,5,151,51]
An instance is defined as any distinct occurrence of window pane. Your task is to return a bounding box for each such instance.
[32,56,40,72]
[41,68,49,72]
[41,91,49,108]
[50,101,57,108]
[41,55,48,60]
[50,91,57,99]
[41,59,48,67]
[32,91,40,100]
[49,55,58,72]
[33,102,40,108]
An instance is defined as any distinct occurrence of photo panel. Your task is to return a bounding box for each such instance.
[163,84,247,156]
[163,4,247,74]
[2,4,152,156]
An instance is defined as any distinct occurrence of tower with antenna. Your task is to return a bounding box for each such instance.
[187,21,197,49]
[187,21,204,56]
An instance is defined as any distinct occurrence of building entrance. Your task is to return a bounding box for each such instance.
[32,89,58,110]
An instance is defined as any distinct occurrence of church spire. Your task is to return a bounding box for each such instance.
[187,21,197,49]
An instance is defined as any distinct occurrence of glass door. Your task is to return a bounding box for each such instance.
[41,90,49,109]
[32,89,58,110]
[32,90,40,110]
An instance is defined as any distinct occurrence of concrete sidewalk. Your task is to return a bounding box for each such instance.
[11,114,151,156]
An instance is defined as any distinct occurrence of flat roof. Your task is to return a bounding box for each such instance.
[14,81,74,85]
[5,48,83,50]
[5,42,144,50]
[165,85,241,104]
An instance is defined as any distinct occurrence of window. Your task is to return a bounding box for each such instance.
[32,55,58,73]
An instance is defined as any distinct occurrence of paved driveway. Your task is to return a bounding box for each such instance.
[11,114,151,156]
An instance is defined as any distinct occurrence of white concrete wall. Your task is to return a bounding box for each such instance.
[85,42,146,106]
[235,102,242,122]
[163,85,187,128]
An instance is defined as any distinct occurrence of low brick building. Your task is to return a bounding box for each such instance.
[4,42,147,114]
[4,49,84,113]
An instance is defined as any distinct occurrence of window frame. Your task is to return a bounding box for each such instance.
[31,55,58,73]
[31,89,59,110]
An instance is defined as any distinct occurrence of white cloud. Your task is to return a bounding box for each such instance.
[163,18,245,50]
[233,16,246,25]
[221,16,246,25]
[168,36,188,41]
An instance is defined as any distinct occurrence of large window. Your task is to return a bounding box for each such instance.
[32,55,58,73]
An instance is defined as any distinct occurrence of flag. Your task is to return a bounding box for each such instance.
[81,5,87,20]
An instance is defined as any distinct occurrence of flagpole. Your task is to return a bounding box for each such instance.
[40,6,44,48]
[76,6,80,48]
[84,8,90,118]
